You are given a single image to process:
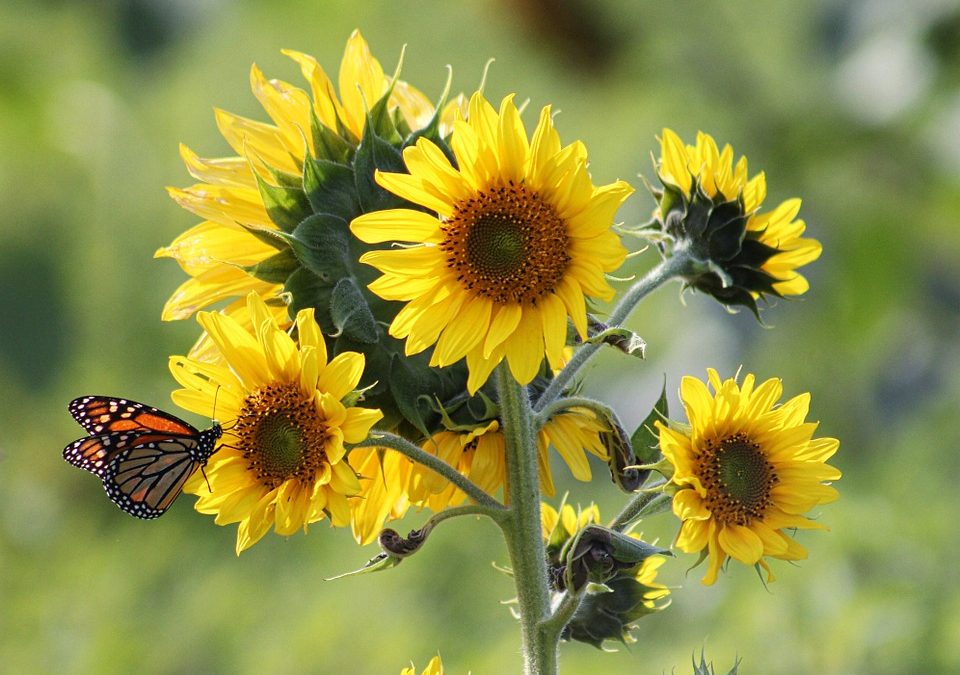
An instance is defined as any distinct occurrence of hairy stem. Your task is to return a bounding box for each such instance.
[355,433,504,511]
[496,364,556,675]
[534,252,694,412]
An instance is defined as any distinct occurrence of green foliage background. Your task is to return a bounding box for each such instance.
[3,1,960,672]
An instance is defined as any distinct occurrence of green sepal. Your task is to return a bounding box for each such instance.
[562,524,671,591]
[333,336,400,429]
[243,248,300,284]
[388,352,441,439]
[310,114,355,164]
[284,268,335,332]
[354,124,407,212]
[302,157,361,221]
[325,551,402,580]
[255,173,312,233]
[365,86,403,145]
[404,111,457,166]
[630,378,669,467]
[562,575,671,648]
[330,277,380,344]
[692,649,742,675]
[238,223,292,252]
[706,198,748,262]
[285,213,352,283]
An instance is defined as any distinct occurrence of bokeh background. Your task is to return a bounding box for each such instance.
[3,0,960,672]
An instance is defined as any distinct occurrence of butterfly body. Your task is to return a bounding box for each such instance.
[64,396,222,519]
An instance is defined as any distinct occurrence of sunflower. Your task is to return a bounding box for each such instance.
[156,30,442,322]
[541,501,670,645]
[400,655,444,675]
[351,92,633,393]
[408,409,609,510]
[169,292,382,554]
[657,368,840,584]
[655,128,821,310]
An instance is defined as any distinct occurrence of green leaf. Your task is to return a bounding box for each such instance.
[286,213,352,282]
[302,158,360,221]
[585,326,646,358]
[325,552,402,580]
[255,173,312,233]
[243,248,299,284]
[330,277,380,344]
[354,125,407,212]
[630,378,669,466]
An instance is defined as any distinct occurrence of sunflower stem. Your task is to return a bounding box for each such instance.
[540,587,585,646]
[496,364,557,675]
[533,251,695,413]
[355,433,504,511]
[610,488,671,532]
[534,395,613,428]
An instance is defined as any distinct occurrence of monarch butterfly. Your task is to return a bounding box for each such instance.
[63,395,223,519]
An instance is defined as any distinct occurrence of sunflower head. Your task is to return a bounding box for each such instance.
[657,368,841,584]
[352,91,633,393]
[169,292,383,554]
[651,129,822,316]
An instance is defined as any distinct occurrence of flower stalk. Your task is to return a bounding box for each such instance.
[496,364,557,675]
[355,433,505,511]
[534,250,695,413]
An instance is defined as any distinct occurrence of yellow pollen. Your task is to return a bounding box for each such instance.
[233,383,329,489]
[695,432,779,526]
[440,181,570,304]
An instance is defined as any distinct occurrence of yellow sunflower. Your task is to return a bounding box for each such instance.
[351,92,633,393]
[657,128,821,300]
[157,30,443,322]
[400,655,444,675]
[169,292,382,554]
[408,409,608,510]
[657,368,840,584]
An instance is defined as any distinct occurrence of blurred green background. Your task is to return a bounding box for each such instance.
[3,0,960,672]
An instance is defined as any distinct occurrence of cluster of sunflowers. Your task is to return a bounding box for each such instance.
[156,30,839,661]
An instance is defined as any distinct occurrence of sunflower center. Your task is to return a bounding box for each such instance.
[233,383,329,489]
[441,181,571,304]
[697,432,779,526]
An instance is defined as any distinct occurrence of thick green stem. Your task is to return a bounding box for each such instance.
[355,433,504,511]
[496,364,556,675]
[534,252,694,413]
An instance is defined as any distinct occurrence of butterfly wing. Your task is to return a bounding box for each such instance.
[63,431,144,476]
[103,437,204,520]
[69,396,199,436]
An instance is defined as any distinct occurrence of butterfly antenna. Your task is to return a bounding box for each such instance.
[200,464,213,493]
[212,384,222,424]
